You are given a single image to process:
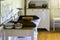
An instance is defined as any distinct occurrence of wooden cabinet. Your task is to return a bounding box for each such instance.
[26,9,50,31]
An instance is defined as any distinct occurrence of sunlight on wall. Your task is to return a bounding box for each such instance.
[59,0,60,8]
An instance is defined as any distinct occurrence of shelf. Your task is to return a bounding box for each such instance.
[17,8,23,10]
[27,8,49,9]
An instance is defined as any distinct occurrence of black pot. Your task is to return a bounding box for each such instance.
[42,4,48,8]
[29,4,35,8]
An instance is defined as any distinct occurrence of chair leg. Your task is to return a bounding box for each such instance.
[2,32,4,40]
[53,21,55,31]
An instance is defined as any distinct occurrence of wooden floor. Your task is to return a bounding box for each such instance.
[38,31,60,40]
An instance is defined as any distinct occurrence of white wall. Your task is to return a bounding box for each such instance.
[50,0,60,17]
[50,9,60,18]
[50,0,59,8]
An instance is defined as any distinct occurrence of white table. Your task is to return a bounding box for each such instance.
[0,26,3,40]
[1,19,40,40]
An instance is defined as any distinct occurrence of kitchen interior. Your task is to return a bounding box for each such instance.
[0,0,60,40]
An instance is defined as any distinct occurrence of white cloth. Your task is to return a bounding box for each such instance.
[9,36,31,40]
[31,19,40,27]
[1,8,19,24]
[31,19,40,32]
[1,1,19,24]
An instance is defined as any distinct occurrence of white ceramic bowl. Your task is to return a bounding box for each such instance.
[4,23,14,29]
[15,26,22,29]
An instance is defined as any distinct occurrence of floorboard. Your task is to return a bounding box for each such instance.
[38,30,60,40]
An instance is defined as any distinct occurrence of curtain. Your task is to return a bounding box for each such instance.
[0,0,22,24]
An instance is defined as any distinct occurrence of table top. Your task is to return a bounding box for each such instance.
[0,19,40,30]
